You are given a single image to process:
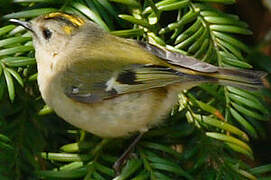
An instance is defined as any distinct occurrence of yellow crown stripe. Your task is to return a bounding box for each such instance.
[45,12,85,27]
[63,26,74,35]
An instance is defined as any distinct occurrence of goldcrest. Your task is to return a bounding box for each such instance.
[10,12,267,138]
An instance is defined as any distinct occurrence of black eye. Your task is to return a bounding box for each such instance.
[42,28,52,40]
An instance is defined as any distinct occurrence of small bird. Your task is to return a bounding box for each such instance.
[10,12,267,137]
[10,12,267,172]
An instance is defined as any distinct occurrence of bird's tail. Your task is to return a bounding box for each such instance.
[214,68,268,90]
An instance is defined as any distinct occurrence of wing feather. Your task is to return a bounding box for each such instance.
[138,41,218,73]
[61,64,184,104]
[61,40,218,104]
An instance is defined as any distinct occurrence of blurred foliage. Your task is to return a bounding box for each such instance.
[0,0,271,179]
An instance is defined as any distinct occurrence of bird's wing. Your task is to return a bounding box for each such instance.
[61,38,218,104]
[60,60,195,104]
[138,41,218,73]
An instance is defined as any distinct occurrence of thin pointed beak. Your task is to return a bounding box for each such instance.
[9,19,33,32]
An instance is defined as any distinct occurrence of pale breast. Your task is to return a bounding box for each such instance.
[40,73,181,137]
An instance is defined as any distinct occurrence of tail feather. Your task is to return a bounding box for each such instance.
[216,68,268,90]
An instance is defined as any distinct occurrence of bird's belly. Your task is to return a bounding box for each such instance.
[42,82,180,138]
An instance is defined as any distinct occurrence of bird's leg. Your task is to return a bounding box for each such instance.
[113,133,145,175]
